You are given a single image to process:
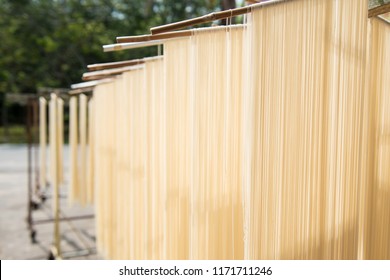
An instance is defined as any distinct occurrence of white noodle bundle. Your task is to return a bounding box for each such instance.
[144,60,165,259]
[57,98,64,185]
[93,81,117,258]
[164,36,191,259]
[78,94,88,204]
[362,17,390,259]
[242,0,368,259]
[188,26,245,259]
[49,93,58,190]
[69,96,78,202]
[39,97,47,190]
[75,0,390,260]
[87,98,95,204]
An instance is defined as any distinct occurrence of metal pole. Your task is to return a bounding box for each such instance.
[51,93,61,259]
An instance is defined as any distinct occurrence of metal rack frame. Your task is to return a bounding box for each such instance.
[26,94,96,259]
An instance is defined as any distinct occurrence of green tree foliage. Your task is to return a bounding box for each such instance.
[0,0,219,93]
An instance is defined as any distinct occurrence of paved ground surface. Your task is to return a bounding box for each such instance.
[0,144,100,260]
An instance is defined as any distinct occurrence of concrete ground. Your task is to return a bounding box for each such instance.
[0,144,100,260]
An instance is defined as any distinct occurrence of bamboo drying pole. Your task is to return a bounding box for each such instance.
[108,25,243,52]
[71,79,114,90]
[69,87,95,95]
[368,3,390,18]
[83,57,162,81]
[117,29,192,43]
[103,40,164,52]
[88,56,162,72]
[69,79,115,96]
[150,7,249,34]
[82,74,114,82]
[88,59,145,71]
[82,65,143,81]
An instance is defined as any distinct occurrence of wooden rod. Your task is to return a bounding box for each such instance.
[88,59,144,71]
[82,65,142,81]
[83,58,163,80]
[117,29,192,43]
[88,55,162,71]
[111,25,243,52]
[34,214,95,225]
[150,6,251,34]
[73,55,160,91]
[71,79,114,90]
[377,14,390,25]
[69,79,115,95]
[116,25,243,44]
[103,40,164,52]
[69,87,94,95]
[368,3,390,18]
[82,75,116,82]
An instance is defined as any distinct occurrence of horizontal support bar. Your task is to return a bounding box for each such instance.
[103,40,164,52]
[88,59,144,71]
[117,29,192,43]
[33,214,95,225]
[368,3,390,18]
[68,87,94,95]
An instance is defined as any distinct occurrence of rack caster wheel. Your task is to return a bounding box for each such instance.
[48,246,61,260]
[30,229,37,244]
[30,200,40,210]
[48,251,55,260]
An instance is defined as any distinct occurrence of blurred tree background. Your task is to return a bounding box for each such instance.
[0,0,233,94]
[0,0,240,142]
